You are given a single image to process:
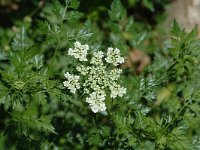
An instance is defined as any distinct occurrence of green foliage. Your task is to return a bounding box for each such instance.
[0,0,199,149]
[109,0,126,22]
[12,27,33,51]
[11,111,56,135]
[142,0,154,12]
[169,20,199,80]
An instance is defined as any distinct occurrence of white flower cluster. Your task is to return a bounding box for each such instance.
[63,72,80,94]
[105,47,125,66]
[63,41,126,113]
[68,41,89,61]
[86,92,106,113]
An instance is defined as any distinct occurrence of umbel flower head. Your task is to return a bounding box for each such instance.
[63,41,126,113]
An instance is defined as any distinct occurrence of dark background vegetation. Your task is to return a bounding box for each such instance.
[0,0,200,150]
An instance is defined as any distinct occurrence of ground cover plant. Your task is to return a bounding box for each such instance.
[0,0,200,149]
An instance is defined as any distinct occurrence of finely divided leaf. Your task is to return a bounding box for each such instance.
[12,27,33,51]
[108,0,126,21]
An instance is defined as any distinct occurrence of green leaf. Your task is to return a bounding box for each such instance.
[185,25,198,42]
[11,27,33,51]
[189,104,200,113]
[169,21,200,80]
[35,116,57,134]
[37,20,60,44]
[112,113,133,135]
[183,113,198,129]
[143,0,154,12]
[11,110,56,134]
[171,20,182,37]
[0,51,7,61]
[140,141,155,150]
[69,0,80,9]
[108,0,126,21]
[51,0,63,17]
[87,128,102,146]
[30,55,44,69]
[34,92,47,106]
[66,11,83,22]
[127,135,137,147]
[87,133,101,146]
[193,90,200,102]
[192,136,200,150]
[167,127,192,150]
[130,32,147,47]
[100,126,110,137]
[0,71,17,85]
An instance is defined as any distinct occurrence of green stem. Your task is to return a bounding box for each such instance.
[47,1,70,77]
[126,108,133,117]
[48,38,60,77]
[62,1,69,21]
[26,96,30,147]
[164,101,189,132]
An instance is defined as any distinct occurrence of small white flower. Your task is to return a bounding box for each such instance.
[83,65,109,93]
[76,65,89,76]
[110,84,126,98]
[93,51,104,58]
[63,72,80,94]
[105,47,124,66]
[90,102,106,113]
[86,92,106,113]
[68,41,89,61]
[90,51,104,65]
[109,69,122,81]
